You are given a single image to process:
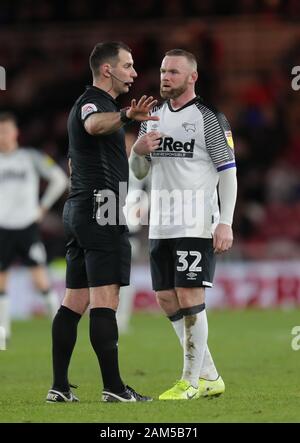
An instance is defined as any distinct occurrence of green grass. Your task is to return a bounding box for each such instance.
[1,309,300,423]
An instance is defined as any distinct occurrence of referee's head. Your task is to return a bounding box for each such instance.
[89,41,137,97]
[89,42,131,78]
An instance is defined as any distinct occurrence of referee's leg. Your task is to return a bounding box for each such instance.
[89,284,125,393]
[85,234,151,400]
[49,228,90,394]
[50,288,89,394]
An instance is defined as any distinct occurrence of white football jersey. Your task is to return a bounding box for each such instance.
[139,97,236,239]
[0,148,66,229]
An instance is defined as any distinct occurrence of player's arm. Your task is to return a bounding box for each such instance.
[215,167,237,252]
[29,150,68,213]
[83,95,159,136]
[205,110,237,253]
[129,150,151,180]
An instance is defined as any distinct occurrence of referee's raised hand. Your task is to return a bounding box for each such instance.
[126,95,160,122]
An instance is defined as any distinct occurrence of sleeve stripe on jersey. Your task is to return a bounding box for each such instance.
[217,161,236,172]
[195,101,235,167]
[138,121,147,138]
[138,102,163,139]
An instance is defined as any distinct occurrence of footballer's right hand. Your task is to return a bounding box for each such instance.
[132,131,162,156]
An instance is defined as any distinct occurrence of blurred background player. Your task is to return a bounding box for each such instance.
[117,163,150,334]
[0,112,68,341]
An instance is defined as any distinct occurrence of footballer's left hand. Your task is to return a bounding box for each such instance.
[213,223,233,254]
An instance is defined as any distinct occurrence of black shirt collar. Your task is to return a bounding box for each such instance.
[86,85,118,106]
[167,95,200,112]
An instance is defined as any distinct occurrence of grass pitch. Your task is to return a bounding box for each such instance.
[1,309,300,423]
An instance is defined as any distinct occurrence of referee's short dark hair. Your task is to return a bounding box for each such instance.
[89,41,132,79]
[165,49,197,71]
[0,112,17,125]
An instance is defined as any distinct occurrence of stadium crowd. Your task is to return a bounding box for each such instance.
[1,0,300,23]
[1,11,299,261]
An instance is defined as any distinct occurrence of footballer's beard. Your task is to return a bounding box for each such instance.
[160,80,189,99]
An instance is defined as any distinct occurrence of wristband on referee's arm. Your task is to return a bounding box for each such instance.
[120,107,134,125]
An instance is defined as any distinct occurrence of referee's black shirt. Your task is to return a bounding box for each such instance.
[67,85,129,206]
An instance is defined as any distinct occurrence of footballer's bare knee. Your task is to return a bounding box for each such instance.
[156,289,179,315]
[176,287,205,308]
[0,271,8,292]
[90,284,120,311]
[62,288,90,315]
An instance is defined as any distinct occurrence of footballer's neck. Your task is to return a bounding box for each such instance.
[170,90,196,110]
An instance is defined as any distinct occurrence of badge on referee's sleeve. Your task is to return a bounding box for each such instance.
[225,130,234,149]
[81,103,97,120]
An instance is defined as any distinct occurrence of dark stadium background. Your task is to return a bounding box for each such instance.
[1,0,300,312]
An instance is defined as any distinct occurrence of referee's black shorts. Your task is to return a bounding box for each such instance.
[149,237,216,291]
[63,200,131,289]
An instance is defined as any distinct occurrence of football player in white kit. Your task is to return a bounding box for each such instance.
[117,169,149,333]
[0,112,68,341]
[130,49,237,400]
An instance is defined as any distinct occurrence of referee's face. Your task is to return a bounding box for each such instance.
[160,56,194,99]
[109,49,137,97]
[0,121,19,153]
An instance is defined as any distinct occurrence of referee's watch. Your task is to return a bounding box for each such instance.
[120,108,134,125]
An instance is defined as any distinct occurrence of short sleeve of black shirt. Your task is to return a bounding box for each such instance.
[80,95,106,123]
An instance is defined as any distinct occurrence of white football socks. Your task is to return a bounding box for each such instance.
[42,289,60,319]
[0,293,10,339]
[117,285,135,334]
[200,345,219,380]
[170,307,219,382]
[181,305,208,387]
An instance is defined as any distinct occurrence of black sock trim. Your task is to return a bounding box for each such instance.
[59,305,81,321]
[168,310,183,322]
[0,291,6,296]
[90,307,116,319]
[41,289,51,296]
[181,303,205,316]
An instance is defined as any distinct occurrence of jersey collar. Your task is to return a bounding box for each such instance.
[167,95,200,113]
[86,85,118,106]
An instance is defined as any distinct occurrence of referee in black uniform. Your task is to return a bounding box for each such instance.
[46,41,160,403]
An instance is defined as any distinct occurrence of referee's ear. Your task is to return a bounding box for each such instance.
[102,64,112,79]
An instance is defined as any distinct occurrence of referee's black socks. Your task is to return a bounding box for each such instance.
[89,307,125,394]
[52,305,81,392]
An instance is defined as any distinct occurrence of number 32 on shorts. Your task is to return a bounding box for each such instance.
[176,250,202,272]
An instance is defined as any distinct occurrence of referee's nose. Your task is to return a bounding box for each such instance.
[131,67,137,78]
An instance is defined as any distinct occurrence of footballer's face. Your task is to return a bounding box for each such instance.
[160,56,196,99]
[0,120,19,153]
[108,49,137,96]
